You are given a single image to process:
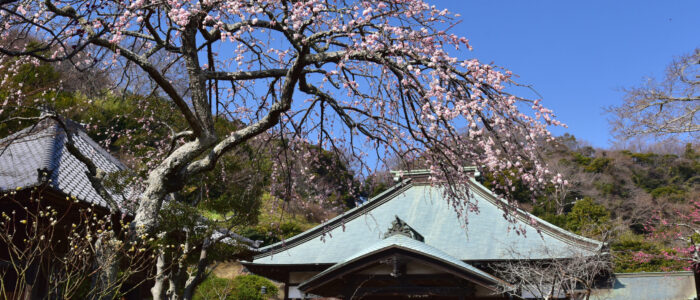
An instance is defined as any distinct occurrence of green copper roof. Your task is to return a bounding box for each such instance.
[251,177,603,265]
[591,272,697,300]
[298,234,505,291]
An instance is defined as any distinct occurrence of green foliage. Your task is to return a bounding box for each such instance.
[594,181,629,198]
[611,231,686,272]
[631,171,666,192]
[649,185,685,200]
[230,275,278,300]
[565,197,610,236]
[628,152,658,165]
[480,169,540,204]
[194,277,233,300]
[240,221,306,247]
[534,211,568,229]
[572,152,592,166]
[572,152,611,173]
[279,222,305,237]
[584,157,612,173]
[530,196,569,228]
[360,174,392,200]
[0,60,62,136]
[193,153,268,220]
[544,136,700,272]
[12,62,60,90]
[299,145,359,209]
[194,275,278,300]
[623,150,699,202]
[237,194,319,247]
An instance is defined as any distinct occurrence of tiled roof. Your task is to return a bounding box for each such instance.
[298,234,506,291]
[0,118,127,210]
[251,177,603,264]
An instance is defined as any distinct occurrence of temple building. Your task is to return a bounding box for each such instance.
[0,118,145,299]
[243,171,697,300]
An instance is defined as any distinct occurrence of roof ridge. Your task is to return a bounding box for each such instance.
[613,271,694,278]
[0,117,129,209]
[42,120,63,176]
[54,117,127,171]
[253,179,413,257]
[44,116,126,171]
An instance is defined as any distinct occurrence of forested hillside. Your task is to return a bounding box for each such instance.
[480,134,699,272]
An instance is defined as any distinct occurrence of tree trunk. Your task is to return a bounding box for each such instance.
[182,238,211,300]
[556,203,564,216]
[151,251,168,300]
[167,266,186,300]
[181,273,199,300]
[92,233,119,300]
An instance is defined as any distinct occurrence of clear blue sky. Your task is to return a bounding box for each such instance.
[439,1,700,148]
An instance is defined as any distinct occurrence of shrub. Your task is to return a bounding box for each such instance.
[240,221,307,247]
[194,275,278,300]
[231,275,278,300]
[194,277,235,300]
[572,152,592,166]
[584,157,611,173]
[628,152,658,165]
[649,185,685,200]
[594,181,628,197]
[611,231,686,273]
[565,197,610,236]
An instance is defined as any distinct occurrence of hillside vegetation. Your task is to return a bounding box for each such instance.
[481,134,699,272]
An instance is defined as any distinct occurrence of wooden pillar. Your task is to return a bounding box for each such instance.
[284,272,290,300]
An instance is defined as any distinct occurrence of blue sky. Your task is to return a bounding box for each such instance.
[438,1,700,148]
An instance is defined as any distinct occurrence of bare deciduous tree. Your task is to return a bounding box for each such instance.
[547,159,599,215]
[609,49,700,140]
[493,245,612,300]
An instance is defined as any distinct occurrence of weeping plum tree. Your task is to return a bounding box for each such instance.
[1,0,563,298]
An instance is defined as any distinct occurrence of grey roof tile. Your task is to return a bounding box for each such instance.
[0,118,127,211]
[0,124,55,190]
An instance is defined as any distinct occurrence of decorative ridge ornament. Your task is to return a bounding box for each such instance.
[383,215,424,242]
[391,168,481,183]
